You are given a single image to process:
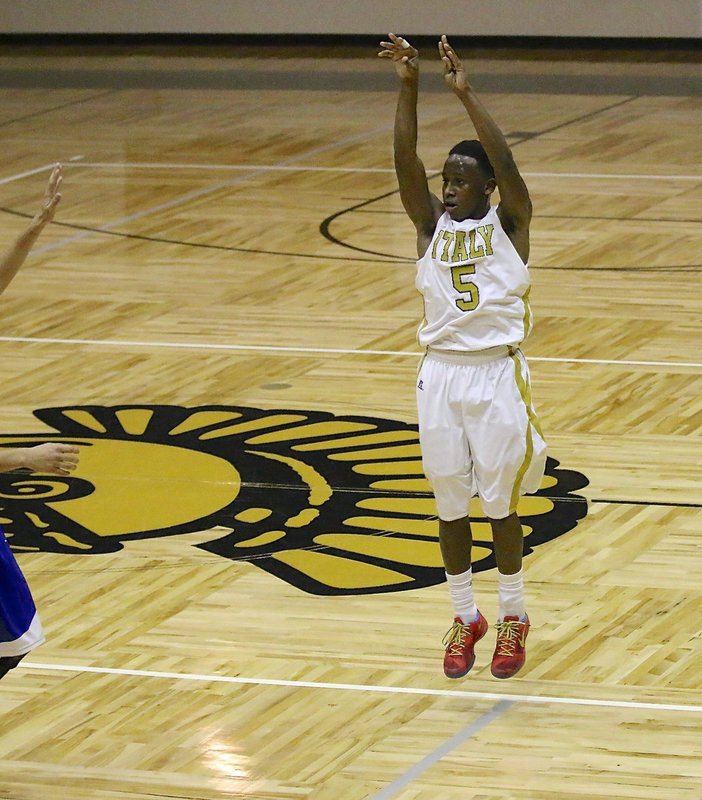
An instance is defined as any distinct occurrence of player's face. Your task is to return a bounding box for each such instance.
[441,155,494,221]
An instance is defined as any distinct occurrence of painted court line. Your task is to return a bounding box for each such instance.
[0,163,58,186]
[0,335,700,369]
[63,162,702,182]
[29,119,431,257]
[20,662,702,715]
[4,162,699,182]
[70,161,397,174]
[370,700,514,800]
[525,170,702,181]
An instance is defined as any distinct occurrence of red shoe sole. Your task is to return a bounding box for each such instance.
[443,616,488,679]
[490,661,525,679]
[445,654,477,679]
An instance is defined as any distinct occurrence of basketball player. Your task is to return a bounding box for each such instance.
[0,164,80,681]
[379,35,546,679]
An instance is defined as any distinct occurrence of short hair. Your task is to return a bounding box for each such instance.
[448,140,495,180]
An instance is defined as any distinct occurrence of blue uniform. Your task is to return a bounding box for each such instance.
[0,526,44,657]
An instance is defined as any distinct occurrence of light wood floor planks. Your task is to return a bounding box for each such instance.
[0,39,700,800]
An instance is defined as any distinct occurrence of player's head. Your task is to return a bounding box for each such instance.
[448,140,495,179]
[442,139,496,220]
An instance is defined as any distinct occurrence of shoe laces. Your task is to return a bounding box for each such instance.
[442,621,468,656]
[494,619,523,657]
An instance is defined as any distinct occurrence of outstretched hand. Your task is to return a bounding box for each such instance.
[439,35,468,94]
[34,163,62,228]
[378,33,419,79]
[0,162,64,297]
[23,442,79,476]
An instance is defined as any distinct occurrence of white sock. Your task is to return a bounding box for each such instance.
[446,568,478,624]
[498,568,526,621]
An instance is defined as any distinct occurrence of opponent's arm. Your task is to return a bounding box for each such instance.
[0,442,79,476]
[0,168,78,478]
[0,164,62,296]
[439,36,531,261]
[379,34,443,256]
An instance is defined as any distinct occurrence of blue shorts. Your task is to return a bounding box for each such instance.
[0,526,44,657]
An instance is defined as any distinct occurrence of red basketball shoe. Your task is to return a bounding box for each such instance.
[442,612,488,679]
[491,615,530,679]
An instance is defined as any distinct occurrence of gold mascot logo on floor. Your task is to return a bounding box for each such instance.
[0,405,588,596]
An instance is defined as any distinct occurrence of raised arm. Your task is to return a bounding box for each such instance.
[379,34,444,257]
[439,36,532,262]
[0,164,62,296]
[0,167,78,476]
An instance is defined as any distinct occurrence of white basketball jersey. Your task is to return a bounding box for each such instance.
[415,205,532,351]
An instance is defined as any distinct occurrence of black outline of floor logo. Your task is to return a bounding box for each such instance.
[0,405,589,596]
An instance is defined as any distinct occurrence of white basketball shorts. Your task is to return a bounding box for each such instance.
[416,346,547,521]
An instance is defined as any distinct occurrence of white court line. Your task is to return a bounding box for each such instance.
[29,118,437,257]
[3,163,700,186]
[70,161,396,174]
[0,163,56,186]
[0,335,700,369]
[530,355,702,368]
[20,662,702,715]
[525,171,702,181]
[62,162,702,182]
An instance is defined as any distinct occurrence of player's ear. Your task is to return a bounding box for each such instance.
[485,178,497,197]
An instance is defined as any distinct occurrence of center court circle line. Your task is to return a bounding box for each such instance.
[14,101,461,258]
[20,662,702,715]
[26,115,445,258]
[0,335,700,369]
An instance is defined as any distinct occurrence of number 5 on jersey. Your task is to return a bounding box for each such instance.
[450,264,479,312]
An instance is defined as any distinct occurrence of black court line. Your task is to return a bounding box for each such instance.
[505,95,641,142]
[591,498,702,509]
[0,207,407,265]
[318,96,642,258]
[1,206,698,272]
[2,96,697,271]
[18,491,699,575]
[0,89,117,129]
[3,457,694,511]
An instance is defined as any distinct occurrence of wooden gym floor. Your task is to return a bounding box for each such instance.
[0,37,700,800]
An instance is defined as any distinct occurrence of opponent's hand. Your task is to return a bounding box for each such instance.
[23,443,79,476]
[34,163,62,228]
[378,33,419,79]
[439,35,468,94]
